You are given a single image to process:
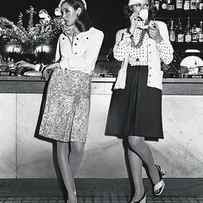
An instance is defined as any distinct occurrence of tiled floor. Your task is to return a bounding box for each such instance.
[0,179,203,203]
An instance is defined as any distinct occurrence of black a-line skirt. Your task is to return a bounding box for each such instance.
[105,65,163,141]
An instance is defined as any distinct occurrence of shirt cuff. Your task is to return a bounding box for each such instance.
[34,64,40,71]
[59,60,69,70]
[156,39,167,49]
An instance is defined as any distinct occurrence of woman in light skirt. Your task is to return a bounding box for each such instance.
[37,0,103,202]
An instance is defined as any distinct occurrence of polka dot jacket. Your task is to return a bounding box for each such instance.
[113,21,174,90]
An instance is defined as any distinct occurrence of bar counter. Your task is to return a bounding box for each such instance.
[0,76,203,179]
[1,76,203,95]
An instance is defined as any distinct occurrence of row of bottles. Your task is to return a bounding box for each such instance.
[168,17,203,42]
[155,0,203,11]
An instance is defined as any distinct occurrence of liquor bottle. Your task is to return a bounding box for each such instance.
[196,0,200,9]
[169,19,176,42]
[199,21,203,42]
[184,0,190,10]
[154,0,160,11]
[161,0,168,10]
[191,24,198,42]
[167,0,175,10]
[177,18,184,42]
[199,0,203,10]
[185,16,192,42]
[176,0,183,9]
[190,0,197,9]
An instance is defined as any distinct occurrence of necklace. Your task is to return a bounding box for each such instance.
[62,25,80,43]
[129,20,149,48]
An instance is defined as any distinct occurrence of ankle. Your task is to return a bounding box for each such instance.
[68,195,77,203]
[151,164,162,185]
[130,192,146,203]
[68,191,77,202]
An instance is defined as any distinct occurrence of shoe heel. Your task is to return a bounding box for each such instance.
[153,164,166,196]
[129,193,146,203]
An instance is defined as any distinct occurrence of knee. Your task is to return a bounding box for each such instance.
[71,142,85,154]
[128,136,144,149]
[56,142,67,159]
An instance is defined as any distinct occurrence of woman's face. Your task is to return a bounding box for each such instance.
[130,0,149,18]
[61,2,81,26]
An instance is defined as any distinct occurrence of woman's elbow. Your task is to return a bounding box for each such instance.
[113,50,125,61]
[162,53,174,65]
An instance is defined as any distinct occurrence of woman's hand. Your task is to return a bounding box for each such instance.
[42,63,59,79]
[129,12,139,34]
[148,22,163,43]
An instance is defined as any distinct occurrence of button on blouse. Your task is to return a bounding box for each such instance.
[55,27,104,74]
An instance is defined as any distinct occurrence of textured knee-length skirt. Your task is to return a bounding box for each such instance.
[38,68,91,143]
[105,65,163,141]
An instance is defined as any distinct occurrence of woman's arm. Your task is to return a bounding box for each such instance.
[113,29,132,61]
[55,34,72,70]
[155,22,174,65]
[55,37,61,63]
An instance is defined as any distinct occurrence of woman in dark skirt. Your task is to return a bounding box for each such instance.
[105,0,173,202]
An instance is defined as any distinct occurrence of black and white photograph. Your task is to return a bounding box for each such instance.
[0,0,203,203]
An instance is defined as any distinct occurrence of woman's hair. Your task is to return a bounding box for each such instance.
[123,0,157,26]
[60,0,92,32]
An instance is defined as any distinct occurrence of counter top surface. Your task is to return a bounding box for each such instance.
[0,76,203,95]
[1,76,203,83]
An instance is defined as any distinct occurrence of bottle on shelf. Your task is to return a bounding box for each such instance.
[184,0,190,10]
[154,0,160,11]
[161,0,168,10]
[199,21,203,42]
[167,0,175,10]
[185,16,192,42]
[177,18,184,42]
[176,0,183,9]
[190,0,197,10]
[169,19,176,42]
[196,0,200,9]
[199,0,203,10]
[191,24,198,42]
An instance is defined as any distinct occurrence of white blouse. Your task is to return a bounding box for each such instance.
[55,27,104,74]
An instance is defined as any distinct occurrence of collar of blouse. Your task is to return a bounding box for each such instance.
[62,25,80,40]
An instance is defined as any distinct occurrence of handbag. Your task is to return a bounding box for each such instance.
[114,52,129,89]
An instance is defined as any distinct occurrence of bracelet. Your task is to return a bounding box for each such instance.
[54,62,61,69]
[57,62,61,69]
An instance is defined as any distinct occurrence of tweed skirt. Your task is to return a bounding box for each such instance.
[38,68,91,143]
[105,65,163,141]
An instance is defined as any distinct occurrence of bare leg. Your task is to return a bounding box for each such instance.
[128,148,145,202]
[57,142,76,203]
[128,136,160,185]
[69,141,85,177]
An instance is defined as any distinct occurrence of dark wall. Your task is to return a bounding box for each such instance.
[0,0,127,53]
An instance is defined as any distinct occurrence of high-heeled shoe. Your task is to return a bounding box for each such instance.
[153,164,165,196]
[129,192,146,203]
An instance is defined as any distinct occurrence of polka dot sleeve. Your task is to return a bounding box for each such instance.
[156,22,174,65]
[113,29,131,61]
[156,40,174,65]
